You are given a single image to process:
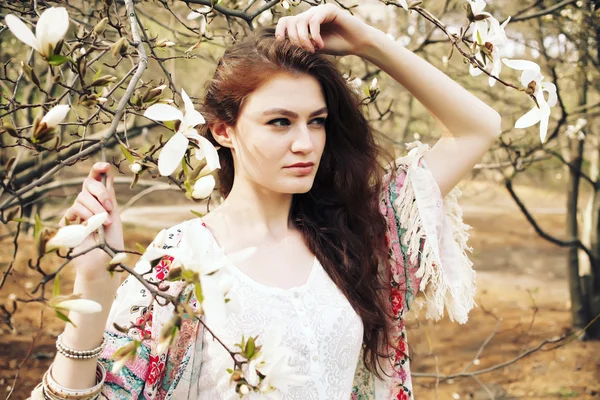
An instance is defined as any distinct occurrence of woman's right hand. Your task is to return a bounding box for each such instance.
[59,162,124,282]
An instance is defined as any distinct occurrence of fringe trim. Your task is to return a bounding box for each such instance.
[392,142,476,324]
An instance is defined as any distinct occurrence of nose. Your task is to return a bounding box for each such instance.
[290,124,315,153]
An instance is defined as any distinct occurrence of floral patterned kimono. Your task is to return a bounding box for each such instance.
[97,141,476,399]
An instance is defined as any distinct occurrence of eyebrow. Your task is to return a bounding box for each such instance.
[262,107,328,118]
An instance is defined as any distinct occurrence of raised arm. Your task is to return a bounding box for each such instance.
[358,28,501,197]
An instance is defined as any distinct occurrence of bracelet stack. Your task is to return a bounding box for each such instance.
[39,363,105,400]
[31,334,108,400]
[55,333,105,360]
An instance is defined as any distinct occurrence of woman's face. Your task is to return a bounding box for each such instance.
[226,72,328,194]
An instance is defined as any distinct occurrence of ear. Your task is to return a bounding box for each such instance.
[210,121,234,149]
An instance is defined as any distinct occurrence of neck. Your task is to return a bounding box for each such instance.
[218,178,295,239]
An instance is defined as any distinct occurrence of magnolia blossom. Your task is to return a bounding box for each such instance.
[47,212,108,250]
[138,227,252,328]
[502,58,557,143]
[369,78,378,92]
[243,322,309,396]
[41,104,70,128]
[470,16,510,86]
[109,252,128,266]
[398,0,408,11]
[565,118,587,140]
[143,89,220,176]
[192,174,216,199]
[5,7,69,58]
[55,298,102,314]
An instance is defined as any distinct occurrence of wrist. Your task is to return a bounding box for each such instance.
[357,26,405,64]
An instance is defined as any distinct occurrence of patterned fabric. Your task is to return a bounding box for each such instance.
[95,141,475,399]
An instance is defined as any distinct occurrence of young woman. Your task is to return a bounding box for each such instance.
[36,4,500,400]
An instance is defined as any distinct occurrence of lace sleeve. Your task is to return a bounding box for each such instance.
[380,141,476,323]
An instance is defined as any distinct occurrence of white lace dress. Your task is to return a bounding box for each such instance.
[195,225,364,399]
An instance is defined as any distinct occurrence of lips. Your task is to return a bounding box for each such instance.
[285,162,314,168]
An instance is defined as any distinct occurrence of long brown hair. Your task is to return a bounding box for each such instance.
[198,27,395,379]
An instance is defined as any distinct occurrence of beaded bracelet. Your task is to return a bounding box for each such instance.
[40,362,105,400]
[56,334,105,360]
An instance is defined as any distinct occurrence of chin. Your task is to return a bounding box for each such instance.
[273,178,316,194]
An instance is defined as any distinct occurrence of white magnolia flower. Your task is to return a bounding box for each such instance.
[502,58,557,143]
[469,0,490,17]
[565,118,587,140]
[4,7,69,58]
[41,104,70,128]
[55,298,102,314]
[143,89,220,176]
[109,252,128,266]
[369,78,378,92]
[138,227,254,328]
[186,6,211,20]
[47,212,108,250]
[470,16,510,86]
[191,174,216,199]
[398,0,408,11]
[248,322,309,395]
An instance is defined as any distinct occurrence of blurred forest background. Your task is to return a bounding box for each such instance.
[1,0,599,398]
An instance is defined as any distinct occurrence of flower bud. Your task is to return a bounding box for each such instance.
[239,384,250,395]
[90,75,117,87]
[156,39,176,48]
[93,17,109,35]
[111,37,128,57]
[21,61,41,88]
[129,162,142,174]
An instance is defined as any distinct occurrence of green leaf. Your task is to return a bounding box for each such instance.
[246,336,255,359]
[120,144,135,163]
[194,281,204,304]
[163,120,175,131]
[136,243,146,254]
[34,213,42,242]
[55,310,76,326]
[48,54,69,66]
[476,30,483,45]
[53,274,61,298]
[11,217,30,223]
[190,210,204,218]
[181,158,189,178]
[93,68,103,82]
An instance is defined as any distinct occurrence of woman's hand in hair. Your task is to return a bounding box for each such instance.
[274,3,376,57]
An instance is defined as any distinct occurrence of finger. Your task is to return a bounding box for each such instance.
[87,162,111,182]
[65,203,94,224]
[83,178,113,211]
[286,20,301,47]
[76,191,112,224]
[275,16,289,40]
[308,15,324,49]
[106,174,118,210]
[296,20,314,52]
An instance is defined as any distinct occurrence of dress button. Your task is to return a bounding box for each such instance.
[299,307,304,311]
[293,291,300,298]
[303,321,308,327]
[310,338,315,344]
[312,355,318,362]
